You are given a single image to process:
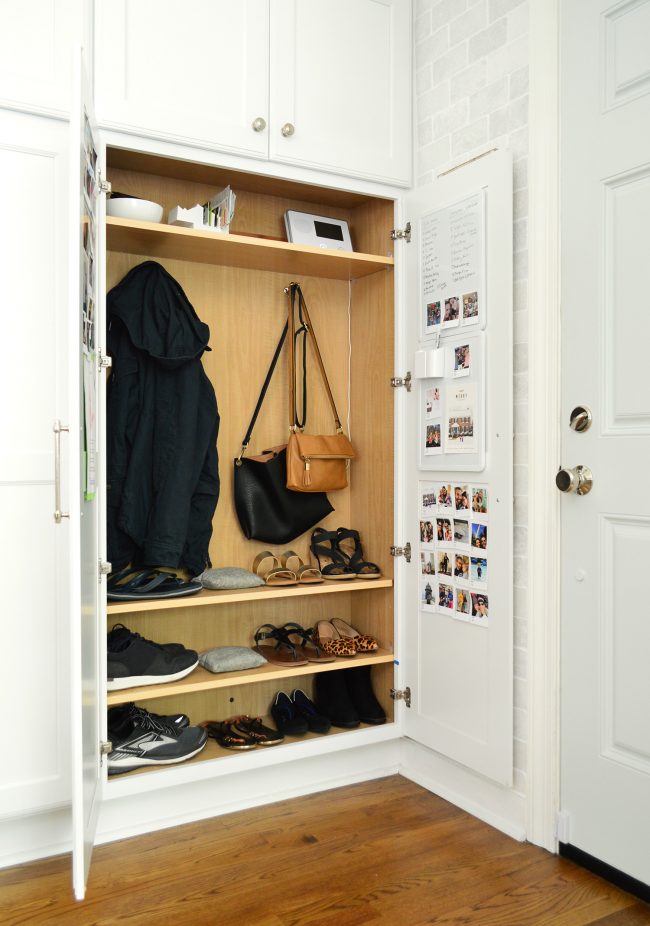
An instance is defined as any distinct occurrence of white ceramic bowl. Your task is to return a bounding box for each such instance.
[106,195,163,223]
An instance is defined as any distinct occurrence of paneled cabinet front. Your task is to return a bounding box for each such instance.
[93,0,411,185]
[94,0,270,158]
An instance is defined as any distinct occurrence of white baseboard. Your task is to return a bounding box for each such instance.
[0,804,71,869]
[399,738,527,841]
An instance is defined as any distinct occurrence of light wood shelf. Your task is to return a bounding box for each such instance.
[107,719,395,781]
[107,648,395,706]
[107,577,393,616]
[106,217,394,280]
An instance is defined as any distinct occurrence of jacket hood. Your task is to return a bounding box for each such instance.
[108,261,211,368]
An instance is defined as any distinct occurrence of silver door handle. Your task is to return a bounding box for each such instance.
[53,419,70,523]
[556,464,593,495]
[281,122,295,137]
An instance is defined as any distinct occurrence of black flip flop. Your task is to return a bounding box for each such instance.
[107,568,202,600]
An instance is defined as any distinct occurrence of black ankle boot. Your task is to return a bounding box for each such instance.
[314,670,360,728]
[344,665,386,725]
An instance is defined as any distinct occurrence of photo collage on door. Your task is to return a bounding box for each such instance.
[419,480,489,627]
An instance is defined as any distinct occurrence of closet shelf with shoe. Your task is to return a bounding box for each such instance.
[101,145,396,788]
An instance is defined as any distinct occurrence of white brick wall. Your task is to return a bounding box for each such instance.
[415,0,530,795]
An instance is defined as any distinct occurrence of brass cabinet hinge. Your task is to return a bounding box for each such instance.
[390,372,412,391]
[390,222,411,242]
[98,172,112,195]
[390,542,411,563]
[99,740,112,765]
[390,687,411,708]
[98,350,112,370]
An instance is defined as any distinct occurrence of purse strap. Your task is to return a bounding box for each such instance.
[287,282,343,433]
[237,308,309,461]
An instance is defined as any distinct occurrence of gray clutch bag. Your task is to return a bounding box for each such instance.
[199,646,267,674]
[199,567,264,590]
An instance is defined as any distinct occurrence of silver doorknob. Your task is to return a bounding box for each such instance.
[556,465,593,495]
[569,405,592,432]
[251,117,266,132]
[281,122,295,137]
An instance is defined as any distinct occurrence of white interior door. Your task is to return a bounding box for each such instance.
[401,150,514,785]
[94,0,269,157]
[69,48,104,901]
[269,0,411,185]
[560,0,650,888]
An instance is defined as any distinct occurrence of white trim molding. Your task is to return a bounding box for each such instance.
[526,0,561,851]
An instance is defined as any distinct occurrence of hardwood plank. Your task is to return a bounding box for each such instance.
[1,777,646,926]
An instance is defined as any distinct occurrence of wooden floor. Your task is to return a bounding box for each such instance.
[1,776,649,926]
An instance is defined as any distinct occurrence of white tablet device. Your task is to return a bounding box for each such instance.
[284,210,353,251]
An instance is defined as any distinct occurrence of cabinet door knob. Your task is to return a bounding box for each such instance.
[281,122,295,137]
[251,116,267,133]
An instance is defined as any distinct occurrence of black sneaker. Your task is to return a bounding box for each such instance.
[107,708,207,775]
[107,627,198,690]
[291,689,331,734]
[107,702,190,737]
[108,623,187,656]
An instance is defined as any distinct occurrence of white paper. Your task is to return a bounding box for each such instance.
[446,382,477,453]
[421,191,485,338]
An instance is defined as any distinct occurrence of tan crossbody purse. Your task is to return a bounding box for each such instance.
[285,282,355,492]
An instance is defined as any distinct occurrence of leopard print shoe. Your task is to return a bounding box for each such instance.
[314,620,358,658]
[331,618,379,652]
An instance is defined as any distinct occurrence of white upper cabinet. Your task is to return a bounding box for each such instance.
[94,0,411,186]
[94,0,270,158]
[0,0,81,115]
[269,0,411,186]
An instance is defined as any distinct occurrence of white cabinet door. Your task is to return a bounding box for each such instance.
[69,49,104,902]
[0,112,71,823]
[269,0,411,186]
[94,0,270,158]
[400,151,514,785]
[0,0,80,115]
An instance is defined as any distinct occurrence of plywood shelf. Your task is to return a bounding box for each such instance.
[107,577,393,616]
[106,217,394,280]
[106,648,395,706]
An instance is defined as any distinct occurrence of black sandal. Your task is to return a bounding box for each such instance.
[335,528,382,579]
[310,528,356,580]
[253,624,309,666]
[200,720,258,750]
[107,567,202,600]
[281,622,336,663]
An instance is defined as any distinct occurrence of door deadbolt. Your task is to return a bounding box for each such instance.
[556,465,593,495]
[569,405,592,432]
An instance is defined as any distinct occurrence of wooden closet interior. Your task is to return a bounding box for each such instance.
[104,147,397,774]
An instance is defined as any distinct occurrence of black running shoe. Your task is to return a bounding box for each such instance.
[107,709,207,775]
[107,627,198,690]
[107,703,190,737]
[108,623,187,656]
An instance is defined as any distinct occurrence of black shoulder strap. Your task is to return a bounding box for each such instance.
[238,322,288,460]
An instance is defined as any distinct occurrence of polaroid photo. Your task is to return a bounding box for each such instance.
[471,486,488,515]
[437,483,453,509]
[436,549,452,577]
[424,421,442,456]
[436,517,453,545]
[421,551,436,577]
[420,519,435,546]
[456,586,471,618]
[471,592,489,626]
[453,519,469,546]
[425,385,441,420]
[446,383,477,454]
[420,577,437,612]
[442,296,460,329]
[462,291,479,326]
[470,556,488,586]
[453,484,470,512]
[471,522,488,552]
[425,300,442,333]
[453,553,470,583]
[452,343,471,378]
[438,582,455,613]
[420,483,438,518]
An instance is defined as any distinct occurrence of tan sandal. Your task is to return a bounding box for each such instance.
[280,549,302,572]
[314,620,357,658]
[296,564,324,585]
[331,618,379,652]
[252,551,297,586]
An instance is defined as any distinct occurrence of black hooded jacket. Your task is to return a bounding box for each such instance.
[106,261,219,576]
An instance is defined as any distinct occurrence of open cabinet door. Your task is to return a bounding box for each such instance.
[400,150,514,785]
[69,47,104,900]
